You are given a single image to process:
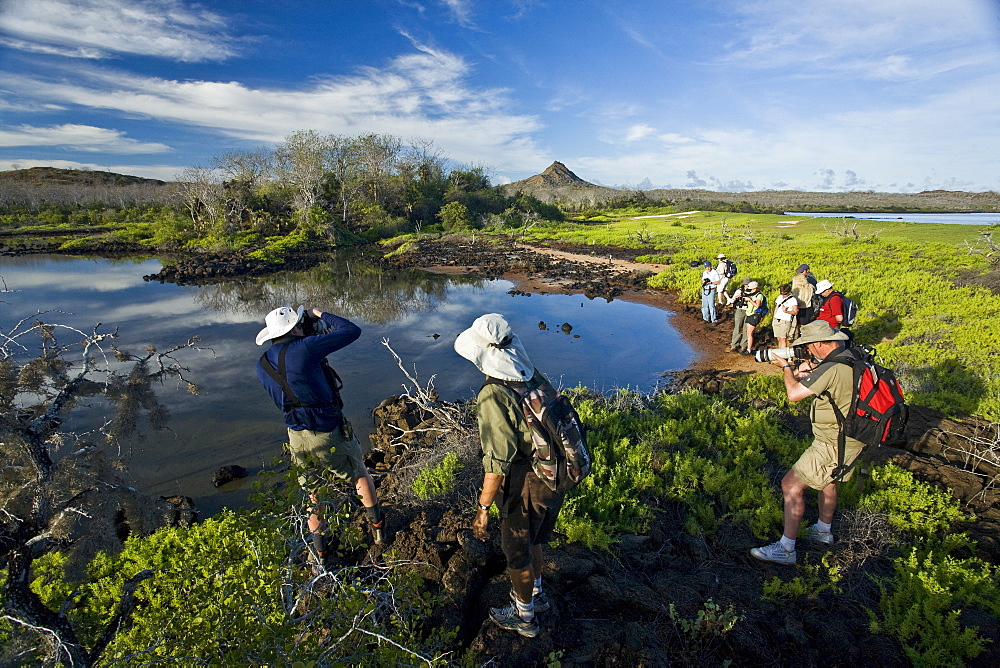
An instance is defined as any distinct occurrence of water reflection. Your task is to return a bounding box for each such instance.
[195,250,486,323]
[1,252,695,515]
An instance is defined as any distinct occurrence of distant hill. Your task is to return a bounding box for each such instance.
[0,166,167,187]
[0,167,176,208]
[503,162,1000,212]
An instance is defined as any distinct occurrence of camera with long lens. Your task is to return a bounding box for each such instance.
[753,345,808,363]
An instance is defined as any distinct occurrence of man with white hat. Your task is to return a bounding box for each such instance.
[455,313,563,638]
[750,320,857,565]
[255,305,385,566]
[813,279,844,329]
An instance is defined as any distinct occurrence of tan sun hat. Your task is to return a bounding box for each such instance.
[256,305,305,345]
[792,320,849,346]
[454,313,534,381]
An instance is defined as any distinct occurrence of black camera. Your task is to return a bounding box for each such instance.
[299,312,327,336]
[753,345,808,363]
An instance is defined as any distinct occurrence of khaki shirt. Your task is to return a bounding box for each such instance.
[476,379,535,476]
[800,355,864,448]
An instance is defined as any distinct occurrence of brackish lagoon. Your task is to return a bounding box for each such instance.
[785,211,1000,225]
[1,252,694,514]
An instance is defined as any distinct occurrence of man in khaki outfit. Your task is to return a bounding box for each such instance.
[750,321,859,565]
[455,313,563,638]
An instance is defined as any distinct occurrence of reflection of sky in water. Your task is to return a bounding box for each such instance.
[2,255,694,514]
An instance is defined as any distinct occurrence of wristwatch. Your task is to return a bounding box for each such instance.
[477,502,490,511]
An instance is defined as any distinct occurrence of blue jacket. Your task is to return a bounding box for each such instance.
[256,312,362,432]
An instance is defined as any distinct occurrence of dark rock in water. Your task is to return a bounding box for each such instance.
[161,495,199,527]
[560,322,573,333]
[538,321,548,330]
[212,464,247,487]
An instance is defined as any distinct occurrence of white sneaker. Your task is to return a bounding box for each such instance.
[806,525,834,546]
[750,540,796,565]
[489,602,539,637]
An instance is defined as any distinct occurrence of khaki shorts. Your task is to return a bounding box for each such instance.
[773,318,795,341]
[287,424,367,488]
[792,438,864,490]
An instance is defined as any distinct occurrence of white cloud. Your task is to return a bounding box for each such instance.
[725,0,999,79]
[0,0,236,62]
[0,41,549,170]
[623,124,656,142]
[0,124,172,153]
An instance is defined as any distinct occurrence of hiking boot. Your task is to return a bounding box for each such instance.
[805,526,834,546]
[371,520,387,545]
[510,588,551,613]
[489,602,539,638]
[728,345,741,353]
[750,540,796,565]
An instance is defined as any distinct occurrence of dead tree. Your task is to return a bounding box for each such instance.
[1,316,204,665]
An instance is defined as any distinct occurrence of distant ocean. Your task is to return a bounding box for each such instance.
[784,212,1000,226]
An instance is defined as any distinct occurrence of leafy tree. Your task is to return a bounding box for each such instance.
[437,201,474,231]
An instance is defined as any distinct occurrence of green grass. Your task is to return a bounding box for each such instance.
[504,212,1000,420]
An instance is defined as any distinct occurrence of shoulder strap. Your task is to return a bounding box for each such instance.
[259,343,343,410]
[259,344,299,406]
[822,348,865,481]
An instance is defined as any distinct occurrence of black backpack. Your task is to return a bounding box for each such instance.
[723,260,738,278]
[825,346,908,480]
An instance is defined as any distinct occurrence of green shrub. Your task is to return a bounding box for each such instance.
[872,547,1000,667]
[413,452,461,500]
[859,464,968,540]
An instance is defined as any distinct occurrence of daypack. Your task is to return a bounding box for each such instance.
[832,291,858,327]
[753,293,769,315]
[723,259,738,278]
[825,346,908,480]
[483,377,592,493]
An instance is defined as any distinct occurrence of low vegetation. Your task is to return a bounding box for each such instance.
[4,167,1000,663]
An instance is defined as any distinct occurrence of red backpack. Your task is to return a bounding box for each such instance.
[826,346,908,480]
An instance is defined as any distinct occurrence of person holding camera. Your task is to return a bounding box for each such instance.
[255,306,385,565]
[726,277,753,353]
[742,281,765,354]
[773,283,799,347]
[750,320,857,565]
[701,260,721,324]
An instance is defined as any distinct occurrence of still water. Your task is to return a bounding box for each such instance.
[1,252,693,514]
[785,211,1000,225]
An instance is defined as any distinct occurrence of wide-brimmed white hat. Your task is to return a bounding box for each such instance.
[717,253,726,259]
[454,313,534,381]
[792,320,849,346]
[256,305,305,345]
[815,279,834,293]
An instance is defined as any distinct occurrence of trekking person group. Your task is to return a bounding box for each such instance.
[255,307,581,639]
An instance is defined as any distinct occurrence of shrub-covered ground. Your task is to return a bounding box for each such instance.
[4,206,1000,665]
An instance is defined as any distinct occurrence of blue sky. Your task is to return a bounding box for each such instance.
[1,0,998,192]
